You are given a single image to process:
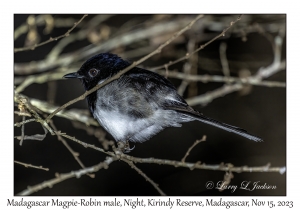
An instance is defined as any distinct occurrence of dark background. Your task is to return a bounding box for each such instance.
[14,14,286,196]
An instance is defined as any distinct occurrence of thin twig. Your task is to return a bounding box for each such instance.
[219,42,231,83]
[150,15,243,71]
[154,68,286,88]
[14,118,35,127]
[14,92,54,135]
[47,81,57,104]
[14,111,31,117]
[15,93,98,126]
[122,155,286,174]
[14,160,49,171]
[17,157,116,195]
[14,15,88,52]
[15,126,48,142]
[124,159,166,196]
[58,133,114,156]
[20,116,25,146]
[72,121,114,150]
[49,121,95,178]
[177,38,196,96]
[182,135,206,162]
[14,15,87,40]
[45,15,204,122]
[186,83,242,106]
[46,15,113,62]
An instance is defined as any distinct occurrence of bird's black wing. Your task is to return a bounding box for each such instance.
[124,67,189,107]
[124,67,262,142]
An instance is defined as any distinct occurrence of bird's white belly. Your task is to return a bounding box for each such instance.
[93,109,149,141]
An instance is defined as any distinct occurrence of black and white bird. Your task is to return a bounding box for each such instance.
[63,53,262,145]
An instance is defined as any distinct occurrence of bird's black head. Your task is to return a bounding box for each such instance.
[63,53,130,90]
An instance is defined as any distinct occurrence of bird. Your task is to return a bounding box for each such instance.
[63,53,262,147]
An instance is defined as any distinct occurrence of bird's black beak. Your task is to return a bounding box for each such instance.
[63,72,84,79]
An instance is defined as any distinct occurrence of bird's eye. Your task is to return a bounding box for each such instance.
[88,68,99,77]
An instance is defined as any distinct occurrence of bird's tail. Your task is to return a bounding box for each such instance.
[170,107,262,142]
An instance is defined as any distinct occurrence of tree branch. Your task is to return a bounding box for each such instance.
[17,157,116,195]
[181,135,206,162]
[15,93,98,126]
[49,121,95,178]
[124,159,166,196]
[122,155,286,174]
[14,160,49,171]
[14,15,88,52]
[155,68,286,88]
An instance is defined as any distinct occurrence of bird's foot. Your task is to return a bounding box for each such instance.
[123,144,135,153]
[117,141,135,153]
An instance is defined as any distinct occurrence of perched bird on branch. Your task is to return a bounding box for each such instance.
[63,53,261,149]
